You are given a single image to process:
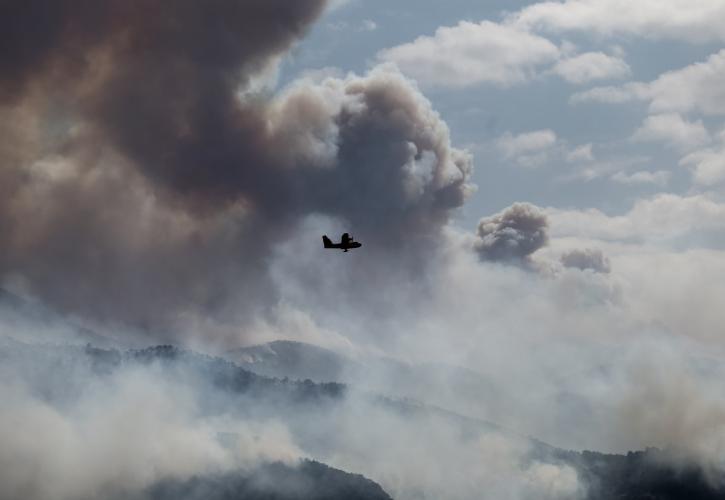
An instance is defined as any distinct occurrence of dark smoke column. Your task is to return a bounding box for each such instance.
[0,1,473,338]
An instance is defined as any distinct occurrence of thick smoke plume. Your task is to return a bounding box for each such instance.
[0,1,472,336]
[475,203,549,262]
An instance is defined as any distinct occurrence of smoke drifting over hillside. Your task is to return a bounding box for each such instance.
[0,0,472,334]
[0,341,584,500]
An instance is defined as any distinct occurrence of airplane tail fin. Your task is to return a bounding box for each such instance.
[322,235,333,248]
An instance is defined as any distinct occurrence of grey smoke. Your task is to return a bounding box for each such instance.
[0,339,583,500]
[0,1,472,336]
[561,248,611,273]
[475,203,549,262]
[0,343,305,500]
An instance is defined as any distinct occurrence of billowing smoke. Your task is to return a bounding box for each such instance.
[0,343,305,500]
[560,248,611,273]
[475,203,549,262]
[0,1,472,336]
[0,339,584,500]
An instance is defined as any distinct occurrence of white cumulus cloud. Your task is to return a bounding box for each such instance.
[553,51,631,84]
[508,0,725,43]
[496,129,558,168]
[611,170,671,187]
[566,143,595,163]
[548,193,725,242]
[378,21,560,88]
[680,131,725,187]
[572,49,725,115]
[497,129,557,156]
[632,113,711,151]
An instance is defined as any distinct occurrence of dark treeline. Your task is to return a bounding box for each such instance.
[146,460,392,500]
[537,448,725,499]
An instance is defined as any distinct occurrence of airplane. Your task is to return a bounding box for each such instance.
[322,232,362,252]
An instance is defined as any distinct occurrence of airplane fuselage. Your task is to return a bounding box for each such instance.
[322,234,362,252]
[335,242,361,252]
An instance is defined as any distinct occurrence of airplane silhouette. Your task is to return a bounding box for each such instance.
[322,233,362,252]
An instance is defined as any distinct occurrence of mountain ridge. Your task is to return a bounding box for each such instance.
[2,338,724,499]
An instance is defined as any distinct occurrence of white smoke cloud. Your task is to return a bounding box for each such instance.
[0,361,303,500]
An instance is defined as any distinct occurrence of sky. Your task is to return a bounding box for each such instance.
[282,0,725,223]
[2,0,725,483]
